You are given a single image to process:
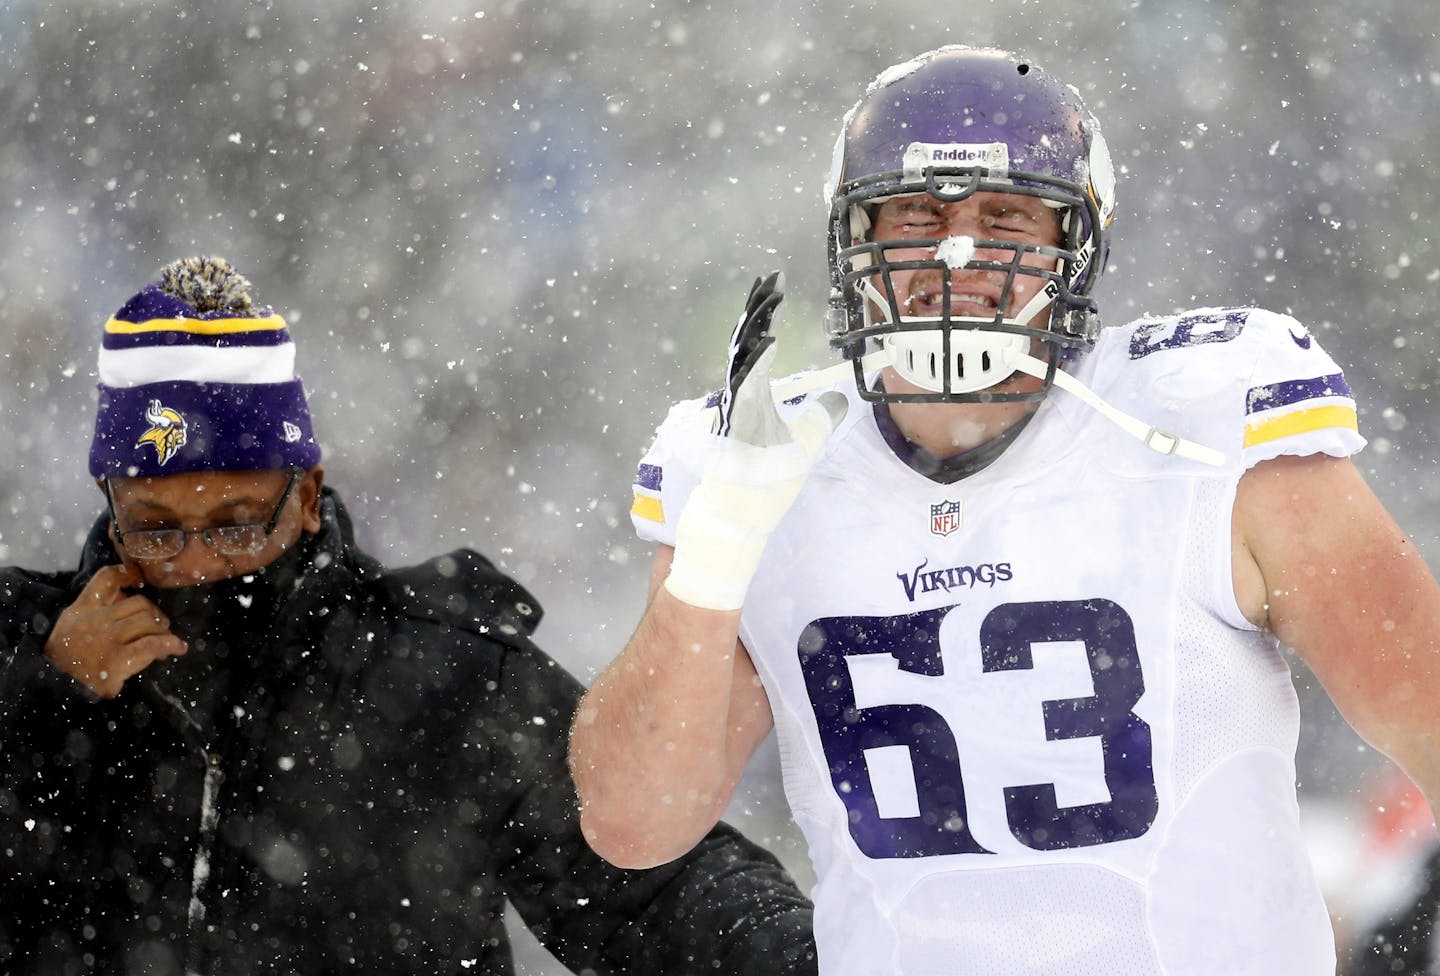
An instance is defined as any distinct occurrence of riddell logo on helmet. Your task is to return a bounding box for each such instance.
[931,148,993,162]
[904,142,1010,175]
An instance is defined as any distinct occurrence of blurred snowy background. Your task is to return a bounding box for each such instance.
[3,0,1439,969]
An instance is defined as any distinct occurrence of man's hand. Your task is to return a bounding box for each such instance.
[664,272,848,611]
[715,271,785,443]
[44,564,187,698]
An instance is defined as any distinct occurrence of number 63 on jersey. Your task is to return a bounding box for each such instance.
[798,598,1159,858]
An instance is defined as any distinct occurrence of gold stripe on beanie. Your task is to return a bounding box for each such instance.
[104,312,288,335]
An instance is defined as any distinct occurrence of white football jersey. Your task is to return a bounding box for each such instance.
[631,308,1363,976]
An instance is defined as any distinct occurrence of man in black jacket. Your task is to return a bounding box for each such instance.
[0,257,815,976]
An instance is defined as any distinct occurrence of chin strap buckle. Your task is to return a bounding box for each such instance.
[1143,428,1181,456]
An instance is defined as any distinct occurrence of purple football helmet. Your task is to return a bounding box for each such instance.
[825,46,1117,403]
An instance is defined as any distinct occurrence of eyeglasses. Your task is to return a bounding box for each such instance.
[105,470,302,561]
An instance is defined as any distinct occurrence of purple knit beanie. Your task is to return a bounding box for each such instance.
[88,256,321,478]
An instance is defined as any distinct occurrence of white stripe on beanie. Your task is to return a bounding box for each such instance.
[99,341,298,388]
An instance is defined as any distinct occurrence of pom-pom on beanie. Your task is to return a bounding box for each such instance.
[88,256,321,478]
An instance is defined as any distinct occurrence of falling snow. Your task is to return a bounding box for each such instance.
[1,2,1438,972]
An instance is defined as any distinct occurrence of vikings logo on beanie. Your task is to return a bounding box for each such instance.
[89,256,322,478]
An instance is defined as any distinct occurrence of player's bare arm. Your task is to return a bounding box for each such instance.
[571,273,847,868]
[1235,452,1440,805]
[572,544,774,869]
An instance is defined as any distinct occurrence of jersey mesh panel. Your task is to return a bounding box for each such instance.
[1171,477,1298,802]
[889,862,1161,975]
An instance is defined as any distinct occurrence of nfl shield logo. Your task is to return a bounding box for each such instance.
[930,499,962,537]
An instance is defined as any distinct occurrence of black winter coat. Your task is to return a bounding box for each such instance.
[1347,845,1440,975]
[0,490,815,976]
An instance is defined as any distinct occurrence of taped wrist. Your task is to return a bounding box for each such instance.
[663,439,812,611]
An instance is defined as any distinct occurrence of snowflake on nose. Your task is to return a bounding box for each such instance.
[935,235,976,269]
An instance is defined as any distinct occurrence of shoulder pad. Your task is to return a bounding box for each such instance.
[629,392,714,547]
[630,370,862,545]
[1091,308,1363,470]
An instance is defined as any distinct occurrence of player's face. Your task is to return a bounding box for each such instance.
[867,190,1062,324]
[105,468,323,589]
[867,191,1064,452]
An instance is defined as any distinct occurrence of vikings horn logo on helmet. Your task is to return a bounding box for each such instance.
[136,399,188,465]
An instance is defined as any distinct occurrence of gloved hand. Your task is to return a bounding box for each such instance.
[664,272,848,611]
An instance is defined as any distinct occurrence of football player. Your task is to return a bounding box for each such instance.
[570,46,1440,974]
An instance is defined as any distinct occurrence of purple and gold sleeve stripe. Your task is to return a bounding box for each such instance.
[631,463,665,524]
[1243,373,1358,449]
